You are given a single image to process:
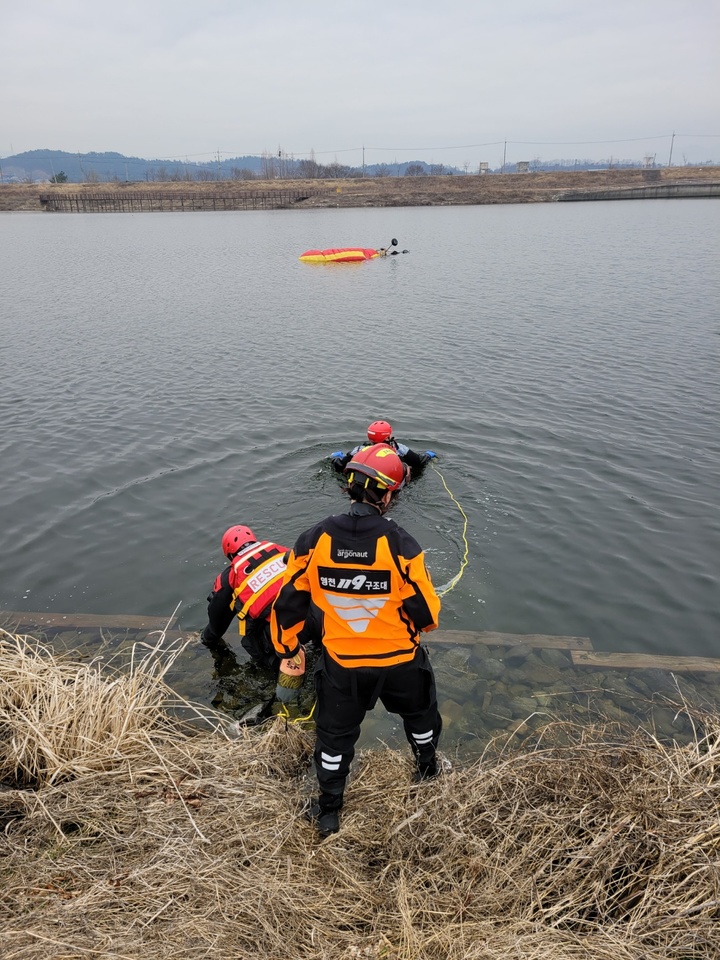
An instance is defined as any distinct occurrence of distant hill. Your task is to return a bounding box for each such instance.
[0,150,263,184]
[0,149,468,184]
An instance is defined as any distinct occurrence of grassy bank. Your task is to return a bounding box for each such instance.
[1,166,719,211]
[2,627,719,959]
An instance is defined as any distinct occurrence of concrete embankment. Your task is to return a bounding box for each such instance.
[559,182,720,202]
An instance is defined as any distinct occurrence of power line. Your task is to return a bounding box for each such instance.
[504,135,673,146]
[6,134,719,168]
[128,134,720,163]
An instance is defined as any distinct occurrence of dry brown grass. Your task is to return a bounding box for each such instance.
[1,166,719,211]
[2,628,719,959]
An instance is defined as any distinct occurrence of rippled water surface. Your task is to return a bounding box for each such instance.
[2,200,719,745]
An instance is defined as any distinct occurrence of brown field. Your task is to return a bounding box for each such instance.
[1,165,719,211]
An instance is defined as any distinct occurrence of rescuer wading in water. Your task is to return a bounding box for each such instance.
[329,419,437,487]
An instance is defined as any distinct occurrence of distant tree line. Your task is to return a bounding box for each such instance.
[2,148,717,185]
[1,149,459,184]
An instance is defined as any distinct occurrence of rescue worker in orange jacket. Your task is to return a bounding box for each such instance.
[271,444,443,837]
[201,525,291,674]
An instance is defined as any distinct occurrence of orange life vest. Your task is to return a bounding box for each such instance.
[229,540,288,624]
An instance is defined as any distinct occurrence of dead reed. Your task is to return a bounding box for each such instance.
[1,628,719,959]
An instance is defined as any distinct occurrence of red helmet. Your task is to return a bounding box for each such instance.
[221,525,256,558]
[367,420,393,443]
[344,443,404,492]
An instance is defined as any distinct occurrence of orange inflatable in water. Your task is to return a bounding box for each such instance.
[299,247,380,264]
[299,238,400,263]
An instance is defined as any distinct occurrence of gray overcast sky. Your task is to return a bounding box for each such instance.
[2,0,718,168]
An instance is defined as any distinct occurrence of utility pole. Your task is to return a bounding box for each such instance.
[362,145,365,178]
[668,132,675,167]
[502,140,507,173]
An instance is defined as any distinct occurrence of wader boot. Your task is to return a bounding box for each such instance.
[305,792,343,837]
[413,753,439,783]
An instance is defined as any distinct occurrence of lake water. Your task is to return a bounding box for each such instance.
[1,199,719,752]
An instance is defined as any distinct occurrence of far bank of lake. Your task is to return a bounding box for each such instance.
[1,165,719,212]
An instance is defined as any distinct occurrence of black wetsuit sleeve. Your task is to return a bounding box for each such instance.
[331,452,353,474]
[201,566,236,644]
[400,447,430,473]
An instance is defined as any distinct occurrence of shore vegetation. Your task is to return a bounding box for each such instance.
[1,166,719,212]
[1,628,719,959]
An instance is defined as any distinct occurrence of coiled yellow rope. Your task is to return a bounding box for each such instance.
[432,462,470,597]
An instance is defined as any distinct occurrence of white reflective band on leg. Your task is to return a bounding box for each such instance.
[412,730,434,744]
[320,751,342,771]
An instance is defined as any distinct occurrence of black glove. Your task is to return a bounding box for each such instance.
[275,681,300,703]
[201,625,228,647]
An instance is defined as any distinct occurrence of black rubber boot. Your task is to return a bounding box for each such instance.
[413,756,439,783]
[305,795,342,837]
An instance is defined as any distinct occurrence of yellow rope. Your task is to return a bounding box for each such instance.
[432,462,470,597]
[277,698,317,724]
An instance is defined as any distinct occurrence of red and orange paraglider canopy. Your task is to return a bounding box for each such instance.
[299,238,405,263]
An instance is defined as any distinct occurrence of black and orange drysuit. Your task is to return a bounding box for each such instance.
[271,501,442,807]
[202,539,289,672]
